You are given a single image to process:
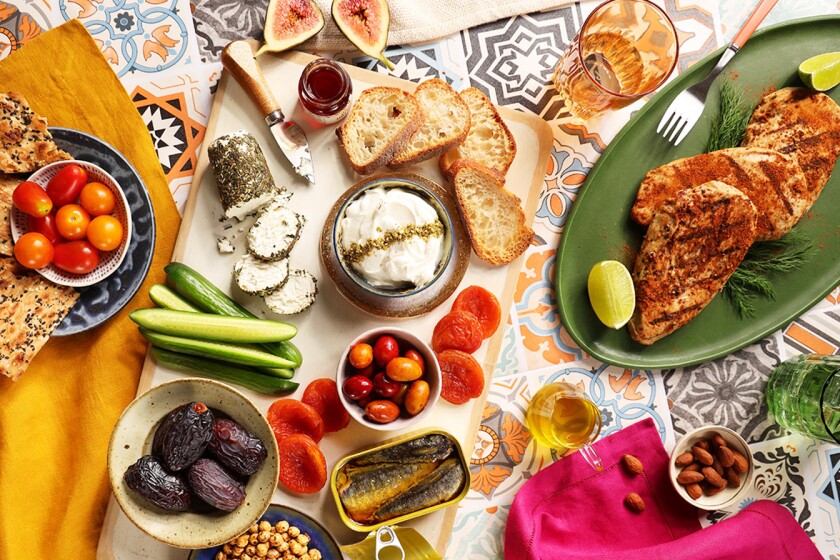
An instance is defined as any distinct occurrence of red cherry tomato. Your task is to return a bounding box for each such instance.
[13,232,54,269]
[342,375,373,401]
[46,163,88,206]
[53,240,99,274]
[87,215,123,251]
[12,181,52,217]
[373,335,400,368]
[55,204,91,240]
[352,363,376,378]
[27,212,61,244]
[373,372,402,398]
[79,182,116,216]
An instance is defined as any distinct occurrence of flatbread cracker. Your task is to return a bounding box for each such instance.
[0,91,72,173]
[0,173,21,257]
[0,257,78,381]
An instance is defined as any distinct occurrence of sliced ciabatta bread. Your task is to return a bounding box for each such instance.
[388,79,471,169]
[453,161,533,266]
[439,88,516,181]
[337,87,423,175]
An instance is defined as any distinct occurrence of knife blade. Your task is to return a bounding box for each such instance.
[221,40,315,184]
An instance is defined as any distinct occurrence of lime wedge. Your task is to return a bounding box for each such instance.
[798,52,840,92]
[587,260,635,329]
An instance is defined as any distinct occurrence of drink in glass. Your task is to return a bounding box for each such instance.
[553,0,679,120]
[766,354,840,443]
[526,382,603,470]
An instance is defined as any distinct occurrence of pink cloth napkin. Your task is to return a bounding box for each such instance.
[505,418,822,560]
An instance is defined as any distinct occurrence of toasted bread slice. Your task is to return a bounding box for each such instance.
[439,88,516,181]
[388,79,470,169]
[337,87,423,175]
[453,161,533,266]
[0,92,72,173]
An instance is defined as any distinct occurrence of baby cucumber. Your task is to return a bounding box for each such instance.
[140,328,297,369]
[150,347,298,396]
[149,284,200,313]
[165,262,303,367]
[130,309,297,343]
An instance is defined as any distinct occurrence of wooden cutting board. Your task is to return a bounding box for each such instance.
[97,49,553,559]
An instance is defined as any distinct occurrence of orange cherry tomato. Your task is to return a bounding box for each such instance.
[13,232,54,269]
[79,182,116,216]
[364,400,400,423]
[55,204,90,240]
[385,357,423,382]
[87,215,123,251]
[348,343,373,369]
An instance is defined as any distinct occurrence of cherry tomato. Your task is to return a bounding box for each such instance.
[404,349,426,374]
[12,181,52,217]
[385,357,423,382]
[373,372,401,398]
[391,383,410,407]
[352,363,376,378]
[342,375,373,401]
[28,212,61,244]
[55,204,91,240]
[87,215,123,251]
[373,335,400,367]
[79,182,116,216]
[46,163,88,206]
[13,232,54,269]
[364,400,400,423]
[53,240,99,274]
[348,343,373,369]
[404,380,431,416]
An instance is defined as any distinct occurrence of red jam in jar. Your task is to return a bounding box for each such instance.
[298,58,352,125]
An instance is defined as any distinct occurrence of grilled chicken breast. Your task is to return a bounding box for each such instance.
[743,86,840,195]
[631,147,807,240]
[629,181,757,345]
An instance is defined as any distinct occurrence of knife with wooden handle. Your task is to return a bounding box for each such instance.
[221,40,315,184]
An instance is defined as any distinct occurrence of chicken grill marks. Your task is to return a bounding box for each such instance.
[628,182,757,345]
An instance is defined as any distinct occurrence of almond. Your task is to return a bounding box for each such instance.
[686,483,703,500]
[622,454,644,476]
[705,484,725,497]
[695,440,710,451]
[683,462,702,472]
[677,470,705,485]
[624,492,645,513]
[725,467,740,488]
[692,445,714,466]
[717,446,735,468]
[674,452,695,468]
[702,466,726,488]
[732,451,749,474]
[711,457,724,476]
[712,434,728,449]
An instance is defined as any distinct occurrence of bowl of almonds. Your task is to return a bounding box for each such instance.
[668,425,753,511]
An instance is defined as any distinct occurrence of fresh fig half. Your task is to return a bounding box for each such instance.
[331,0,394,70]
[257,0,325,56]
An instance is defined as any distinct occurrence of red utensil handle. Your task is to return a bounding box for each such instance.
[732,0,779,49]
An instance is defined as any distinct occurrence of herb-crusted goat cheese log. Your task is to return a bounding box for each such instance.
[208,131,281,220]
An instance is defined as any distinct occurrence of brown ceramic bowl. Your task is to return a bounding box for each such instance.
[320,173,470,318]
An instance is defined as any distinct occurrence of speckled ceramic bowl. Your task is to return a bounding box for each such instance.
[107,378,280,549]
[336,327,442,432]
[668,425,754,511]
[320,173,470,318]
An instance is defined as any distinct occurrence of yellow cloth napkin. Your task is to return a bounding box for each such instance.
[0,19,180,558]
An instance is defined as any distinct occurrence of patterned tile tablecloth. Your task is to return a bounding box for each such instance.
[4,0,839,557]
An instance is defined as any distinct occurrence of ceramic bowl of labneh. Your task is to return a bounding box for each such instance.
[320,174,470,318]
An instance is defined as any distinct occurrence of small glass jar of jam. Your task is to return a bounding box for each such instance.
[298,58,352,125]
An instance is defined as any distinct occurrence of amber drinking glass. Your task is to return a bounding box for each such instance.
[553,0,679,120]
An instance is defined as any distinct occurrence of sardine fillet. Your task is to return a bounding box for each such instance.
[337,461,438,523]
[629,181,757,345]
[631,147,807,241]
[373,458,466,522]
[743,87,840,195]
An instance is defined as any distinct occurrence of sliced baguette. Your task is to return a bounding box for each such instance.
[453,161,533,266]
[439,88,516,181]
[388,79,471,169]
[336,87,423,175]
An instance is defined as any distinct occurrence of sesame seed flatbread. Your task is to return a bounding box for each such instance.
[0,173,21,257]
[0,91,72,173]
[0,257,78,381]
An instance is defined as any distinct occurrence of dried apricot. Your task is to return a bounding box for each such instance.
[301,378,350,433]
[452,286,501,339]
[267,399,325,444]
[432,310,483,354]
[277,434,327,494]
[437,349,485,405]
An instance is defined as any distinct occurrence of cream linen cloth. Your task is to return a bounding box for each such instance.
[303,0,575,50]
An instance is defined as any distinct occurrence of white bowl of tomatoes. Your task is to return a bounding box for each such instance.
[10,160,132,287]
[336,327,441,432]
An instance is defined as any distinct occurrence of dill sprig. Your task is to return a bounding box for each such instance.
[706,81,752,152]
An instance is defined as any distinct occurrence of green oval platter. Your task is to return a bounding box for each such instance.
[556,15,840,369]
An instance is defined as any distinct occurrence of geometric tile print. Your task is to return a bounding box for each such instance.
[0,2,45,62]
[333,41,467,89]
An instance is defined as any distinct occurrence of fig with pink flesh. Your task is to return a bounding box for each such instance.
[331,0,394,70]
[257,0,325,55]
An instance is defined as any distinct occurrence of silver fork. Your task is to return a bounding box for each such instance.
[657,0,779,146]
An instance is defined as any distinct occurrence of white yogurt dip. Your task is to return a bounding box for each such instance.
[339,186,445,289]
